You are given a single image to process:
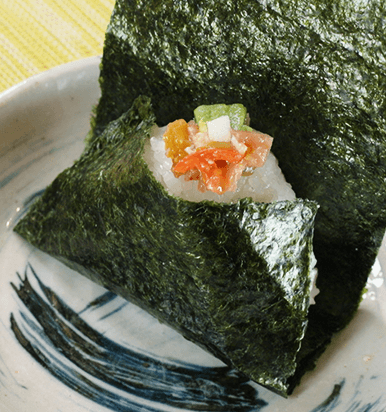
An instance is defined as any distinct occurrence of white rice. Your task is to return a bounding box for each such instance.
[143,126,296,204]
[143,125,319,304]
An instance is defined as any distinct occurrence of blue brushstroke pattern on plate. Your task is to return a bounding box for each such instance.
[9,262,385,412]
[10,263,268,411]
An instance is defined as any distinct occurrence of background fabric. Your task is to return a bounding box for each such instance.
[0,0,115,93]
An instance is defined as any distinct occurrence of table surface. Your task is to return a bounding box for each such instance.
[0,0,115,94]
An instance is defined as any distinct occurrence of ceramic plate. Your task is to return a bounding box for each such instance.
[1,57,385,412]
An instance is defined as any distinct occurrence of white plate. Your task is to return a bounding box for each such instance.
[1,57,386,412]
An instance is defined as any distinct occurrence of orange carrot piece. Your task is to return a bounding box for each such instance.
[173,147,244,174]
[173,147,245,194]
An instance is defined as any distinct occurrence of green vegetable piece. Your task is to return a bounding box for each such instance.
[14,96,318,397]
[194,103,247,130]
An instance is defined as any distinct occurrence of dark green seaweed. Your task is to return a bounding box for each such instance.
[14,96,318,396]
[89,0,386,390]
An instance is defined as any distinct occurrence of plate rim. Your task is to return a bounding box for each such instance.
[0,56,101,103]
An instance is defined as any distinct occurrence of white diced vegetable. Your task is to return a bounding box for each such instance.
[207,115,231,142]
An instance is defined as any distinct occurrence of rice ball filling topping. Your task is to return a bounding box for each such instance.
[163,105,273,195]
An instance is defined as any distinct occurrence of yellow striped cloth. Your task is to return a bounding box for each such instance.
[0,0,115,93]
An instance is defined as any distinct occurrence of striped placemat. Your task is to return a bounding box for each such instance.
[0,0,115,93]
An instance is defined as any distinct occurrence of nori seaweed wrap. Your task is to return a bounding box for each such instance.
[84,0,386,390]
[13,0,386,398]
[14,96,318,396]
